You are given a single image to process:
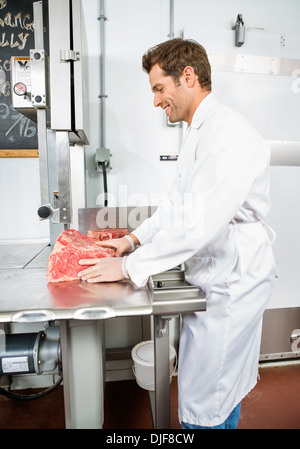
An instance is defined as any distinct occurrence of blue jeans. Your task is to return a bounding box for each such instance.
[181,402,241,429]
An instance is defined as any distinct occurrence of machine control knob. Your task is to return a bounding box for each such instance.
[37,206,51,219]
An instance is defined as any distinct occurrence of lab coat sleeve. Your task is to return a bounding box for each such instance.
[130,208,160,245]
[126,118,270,287]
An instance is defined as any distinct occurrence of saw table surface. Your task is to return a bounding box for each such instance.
[0,243,152,323]
[0,242,206,322]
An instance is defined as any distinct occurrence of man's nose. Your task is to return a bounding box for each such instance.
[153,93,161,108]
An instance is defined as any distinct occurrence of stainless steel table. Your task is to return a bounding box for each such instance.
[0,242,206,429]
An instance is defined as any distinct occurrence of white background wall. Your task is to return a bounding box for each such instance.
[83,0,180,211]
[1,0,299,348]
[83,0,300,210]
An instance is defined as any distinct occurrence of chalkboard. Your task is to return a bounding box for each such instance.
[0,0,48,156]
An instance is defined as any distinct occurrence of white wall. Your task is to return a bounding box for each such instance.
[175,0,300,36]
[83,0,181,211]
[83,0,300,210]
[0,158,49,242]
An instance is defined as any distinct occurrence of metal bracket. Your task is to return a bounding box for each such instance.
[30,49,49,109]
[155,315,177,338]
[290,330,300,343]
[95,147,111,172]
[232,14,245,47]
[60,49,80,62]
[160,155,178,161]
[156,318,169,338]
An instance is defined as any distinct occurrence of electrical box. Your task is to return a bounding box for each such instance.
[11,50,49,123]
[10,56,35,122]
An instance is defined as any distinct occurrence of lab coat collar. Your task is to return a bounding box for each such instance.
[189,92,215,130]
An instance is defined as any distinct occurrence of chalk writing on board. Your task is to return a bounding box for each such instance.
[0,0,39,150]
[0,102,36,142]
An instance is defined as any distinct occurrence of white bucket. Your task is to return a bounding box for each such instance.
[131,340,177,391]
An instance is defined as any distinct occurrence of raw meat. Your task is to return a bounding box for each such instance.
[47,229,116,283]
[87,228,129,241]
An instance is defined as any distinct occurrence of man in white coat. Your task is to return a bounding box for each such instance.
[78,38,276,429]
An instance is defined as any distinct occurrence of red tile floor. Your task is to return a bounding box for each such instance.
[0,363,299,429]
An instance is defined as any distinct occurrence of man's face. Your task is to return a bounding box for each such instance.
[149,63,193,125]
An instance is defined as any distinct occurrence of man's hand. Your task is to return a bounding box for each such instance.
[77,257,125,283]
[94,237,131,256]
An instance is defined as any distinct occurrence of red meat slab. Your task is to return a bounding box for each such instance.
[47,229,116,283]
[87,228,129,241]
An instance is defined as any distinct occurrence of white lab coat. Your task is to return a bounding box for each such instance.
[126,93,276,426]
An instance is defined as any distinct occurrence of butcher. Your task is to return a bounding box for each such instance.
[78,38,276,429]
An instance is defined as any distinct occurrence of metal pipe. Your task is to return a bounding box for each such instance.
[98,0,107,148]
[168,0,175,40]
[97,0,110,207]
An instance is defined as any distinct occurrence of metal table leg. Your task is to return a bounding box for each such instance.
[152,315,172,429]
[60,320,105,429]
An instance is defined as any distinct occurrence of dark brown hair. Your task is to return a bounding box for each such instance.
[142,38,211,91]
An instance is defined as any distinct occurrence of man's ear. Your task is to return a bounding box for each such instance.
[182,66,197,87]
